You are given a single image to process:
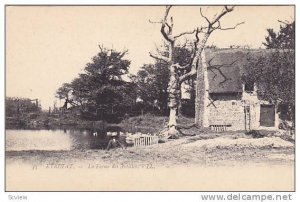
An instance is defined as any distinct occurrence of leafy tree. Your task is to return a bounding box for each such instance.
[244,20,295,123]
[263,21,295,49]
[131,62,169,115]
[56,46,136,122]
[69,74,92,109]
[243,50,295,121]
[56,83,73,109]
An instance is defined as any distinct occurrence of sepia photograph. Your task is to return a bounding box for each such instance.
[5,5,295,192]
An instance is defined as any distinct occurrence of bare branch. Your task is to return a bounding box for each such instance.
[200,7,211,24]
[278,19,291,25]
[211,6,234,25]
[188,28,201,64]
[200,6,236,34]
[225,6,235,12]
[178,27,206,84]
[165,22,172,31]
[164,6,172,20]
[98,44,104,52]
[174,29,197,39]
[173,63,189,70]
[170,16,174,31]
[180,38,188,49]
[218,21,245,31]
[179,68,197,83]
[160,6,175,43]
[195,28,202,44]
[176,28,205,84]
[149,52,170,63]
[209,21,221,32]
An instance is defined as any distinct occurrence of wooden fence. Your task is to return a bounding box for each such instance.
[210,125,231,132]
[133,135,159,147]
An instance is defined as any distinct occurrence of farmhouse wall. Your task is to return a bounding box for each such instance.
[206,92,281,131]
[207,94,245,130]
[206,91,263,131]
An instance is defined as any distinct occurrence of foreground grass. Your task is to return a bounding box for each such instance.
[6,131,294,168]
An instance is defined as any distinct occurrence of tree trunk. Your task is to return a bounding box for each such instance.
[195,50,209,129]
[167,64,181,137]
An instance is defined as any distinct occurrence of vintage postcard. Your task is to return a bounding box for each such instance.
[5,5,295,191]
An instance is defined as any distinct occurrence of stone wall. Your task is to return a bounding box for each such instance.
[207,93,246,131]
[206,90,279,131]
[205,83,279,131]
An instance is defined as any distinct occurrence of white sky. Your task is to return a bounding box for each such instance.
[6,6,294,109]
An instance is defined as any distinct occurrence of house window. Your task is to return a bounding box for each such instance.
[244,82,254,92]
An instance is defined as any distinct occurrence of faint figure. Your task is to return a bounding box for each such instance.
[106,132,125,150]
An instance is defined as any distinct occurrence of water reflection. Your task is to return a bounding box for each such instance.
[6,127,126,151]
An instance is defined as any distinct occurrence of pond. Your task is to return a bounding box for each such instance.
[6,128,125,151]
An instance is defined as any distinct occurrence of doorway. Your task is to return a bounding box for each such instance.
[260,105,275,127]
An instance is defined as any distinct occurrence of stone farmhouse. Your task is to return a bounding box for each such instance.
[198,48,292,131]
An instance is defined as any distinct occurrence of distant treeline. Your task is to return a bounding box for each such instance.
[6,97,41,117]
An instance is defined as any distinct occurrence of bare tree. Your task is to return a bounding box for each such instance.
[149,6,196,137]
[150,6,244,136]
